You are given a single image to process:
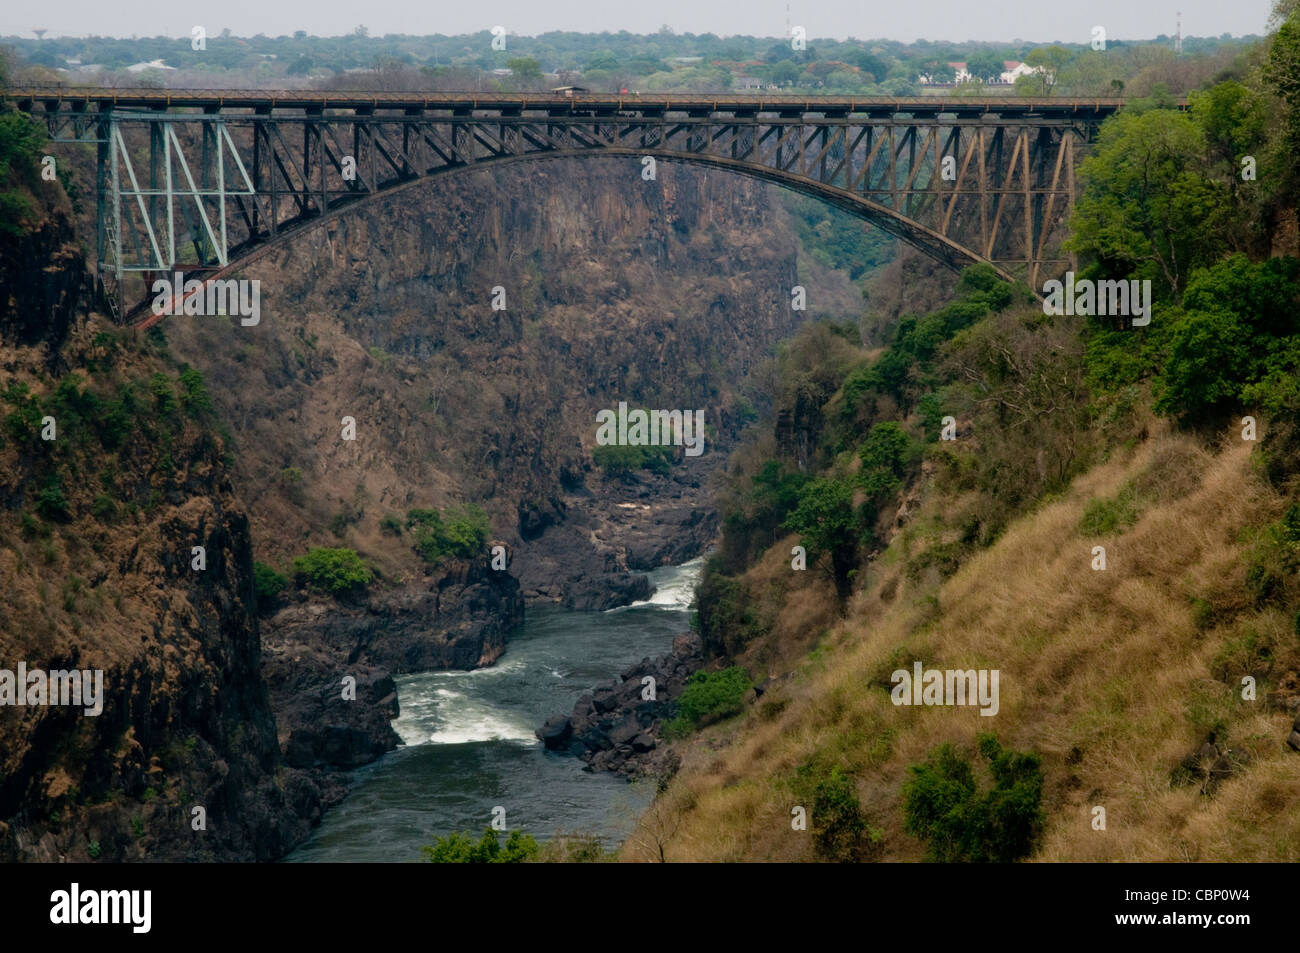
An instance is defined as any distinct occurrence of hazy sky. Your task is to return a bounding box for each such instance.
[2,0,1278,43]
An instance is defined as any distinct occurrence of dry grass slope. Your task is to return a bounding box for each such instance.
[624,426,1300,861]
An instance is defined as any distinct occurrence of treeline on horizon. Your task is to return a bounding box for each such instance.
[0,26,1261,97]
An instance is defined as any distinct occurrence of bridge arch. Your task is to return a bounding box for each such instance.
[9,89,1116,320]
[132,145,1020,329]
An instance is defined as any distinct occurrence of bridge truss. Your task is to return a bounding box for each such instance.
[5,89,1122,321]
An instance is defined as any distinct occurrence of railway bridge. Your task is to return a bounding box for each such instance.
[2,87,1136,321]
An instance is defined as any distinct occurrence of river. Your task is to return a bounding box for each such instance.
[285,557,703,862]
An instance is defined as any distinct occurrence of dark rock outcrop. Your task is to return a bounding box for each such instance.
[538,632,704,778]
[514,471,719,610]
[262,561,523,675]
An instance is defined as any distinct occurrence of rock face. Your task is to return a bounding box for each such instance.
[515,471,719,610]
[0,174,84,356]
[259,560,524,782]
[263,562,523,675]
[0,407,320,861]
[162,157,798,614]
[538,633,704,778]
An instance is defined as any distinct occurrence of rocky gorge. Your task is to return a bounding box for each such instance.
[1,138,850,858]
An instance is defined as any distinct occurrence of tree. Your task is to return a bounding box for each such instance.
[783,477,860,599]
[846,49,888,83]
[1066,109,1228,300]
[1020,45,1070,94]
[965,51,1004,82]
[585,50,621,72]
[770,60,800,86]
[1264,12,1300,229]
[505,56,542,82]
[1057,51,1122,97]
[858,421,912,497]
[1189,81,1269,250]
[916,58,954,84]
[422,829,538,863]
[1269,0,1299,31]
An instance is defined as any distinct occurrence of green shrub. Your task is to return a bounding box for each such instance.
[379,514,403,536]
[858,421,913,497]
[1079,485,1140,536]
[91,494,118,523]
[902,734,1044,863]
[407,504,488,565]
[592,442,673,476]
[812,767,883,862]
[3,389,43,443]
[149,373,178,416]
[1243,506,1300,608]
[0,111,45,235]
[253,561,288,600]
[291,547,373,595]
[177,366,213,415]
[20,511,47,539]
[536,832,615,863]
[696,568,769,658]
[35,477,70,521]
[662,666,752,737]
[421,829,539,863]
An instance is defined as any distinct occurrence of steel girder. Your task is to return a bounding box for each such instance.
[27,102,1100,319]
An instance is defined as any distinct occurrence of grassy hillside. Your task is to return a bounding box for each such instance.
[624,423,1300,861]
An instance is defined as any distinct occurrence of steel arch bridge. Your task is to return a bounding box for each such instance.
[4,88,1135,323]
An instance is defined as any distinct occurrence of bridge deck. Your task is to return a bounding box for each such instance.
[2,86,1137,119]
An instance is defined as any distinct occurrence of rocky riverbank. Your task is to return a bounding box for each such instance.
[513,464,720,611]
[257,560,524,803]
[537,632,705,779]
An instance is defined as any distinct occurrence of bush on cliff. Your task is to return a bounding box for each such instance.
[406,504,489,565]
[593,442,673,477]
[902,733,1044,863]
[662,666,752,738]
[812,767,883,862]
[253,561,288,600]
[291,547,373,595]
[0,110,46,236]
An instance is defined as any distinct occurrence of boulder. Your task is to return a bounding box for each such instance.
[538,715,573,751]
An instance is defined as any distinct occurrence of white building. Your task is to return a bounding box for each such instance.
[917,61,972,85]
[997,61,1038,84]
[125,59,176,73]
